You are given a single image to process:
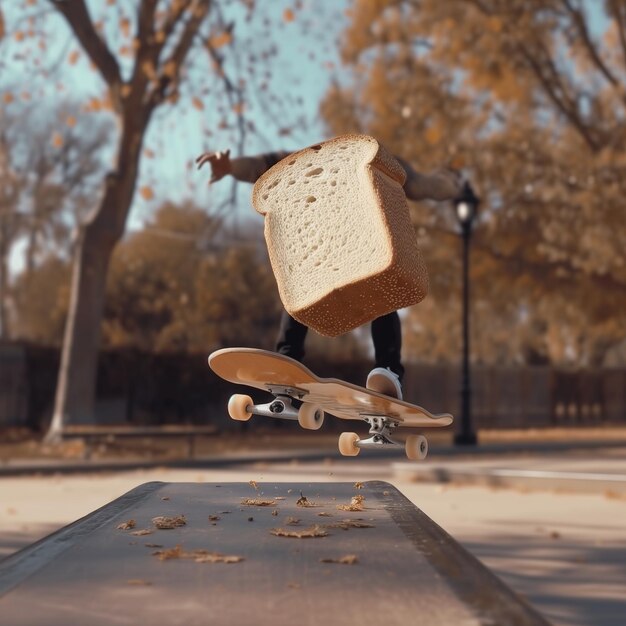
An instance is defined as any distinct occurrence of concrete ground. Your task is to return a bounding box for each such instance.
[1,444,625,626]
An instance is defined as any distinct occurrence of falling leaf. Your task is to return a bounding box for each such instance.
[68,50,80,65]
[14,31,25,42]
[66,115,77,128]
[120,17,131,38]
[51,132,64,148]
[139,186,154,201]
[0,10,5,40]
[232,102,245,115]
[192,97,204,111]
[210,31,232,48]
[283,8,295,22]
[3,93,14,104]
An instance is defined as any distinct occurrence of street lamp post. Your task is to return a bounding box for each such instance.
[454,182,479,446]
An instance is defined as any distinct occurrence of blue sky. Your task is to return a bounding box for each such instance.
[1,0,349,268]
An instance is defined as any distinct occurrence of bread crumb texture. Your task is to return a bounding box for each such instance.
[253,134,428,337]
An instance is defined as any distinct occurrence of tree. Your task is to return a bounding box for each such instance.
[1,0,305,439]
[0,129,22,339]
[321,0,626,366]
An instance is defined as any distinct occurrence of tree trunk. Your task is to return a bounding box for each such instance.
[46,118,146,442]
[46,223,114,438]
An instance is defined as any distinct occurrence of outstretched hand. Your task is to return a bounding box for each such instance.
[195,149,232,184]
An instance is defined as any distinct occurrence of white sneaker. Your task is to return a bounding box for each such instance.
[366,367,403,400]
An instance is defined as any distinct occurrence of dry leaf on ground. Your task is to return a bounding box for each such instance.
[241,498,276,507]
[328,519,375,530]
[296,495,316,507]
[130,529,154,536]
[271,525,328,538]
[320,555,359,565]
[116,519,136,530]
[152,515,187,529]
[153,545,244,563]
[337,495,365,512]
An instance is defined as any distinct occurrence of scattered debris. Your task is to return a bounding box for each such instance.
[317,512,332,517]
[208,515,221,522]
[153,545,244,563]
[285,517,301,525]
[287,582,301,589]
[337,495,365,512]
[241,498,276,507]
[249,480,258,490]
[320,555,359,565]
[144,543,163,548]
[354,482,364,490]
[271,525,328,539]
[117,519,136,530]
[152,515,187,529]
[248,517,254,522]
[275,497,286,501]
[160,497,170,501]
[130,529,154,536]
[329,519,375,530]
[271,509,279,516]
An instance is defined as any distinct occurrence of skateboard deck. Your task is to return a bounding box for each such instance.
[209,347,452,428]
[209,348,453,459]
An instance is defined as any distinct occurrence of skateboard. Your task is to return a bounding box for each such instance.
[208,347,453,461]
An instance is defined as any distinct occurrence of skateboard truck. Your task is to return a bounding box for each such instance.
[339,415,429,461]
[357,415,402,449]
[227,389,325,431]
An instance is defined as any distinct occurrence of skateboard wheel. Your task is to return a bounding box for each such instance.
[405,435,428,461]
[227,394,253,421]
[338,432,360,456]
[298,403,325,430]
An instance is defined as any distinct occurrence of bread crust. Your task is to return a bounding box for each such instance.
[252,134,428,337]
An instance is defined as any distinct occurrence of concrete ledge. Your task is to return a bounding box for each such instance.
[0,481,550,625]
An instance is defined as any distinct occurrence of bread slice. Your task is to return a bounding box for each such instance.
[252,134,428,337]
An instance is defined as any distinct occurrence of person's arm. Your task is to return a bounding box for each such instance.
[396,156,464,202]
[196,150,291,184]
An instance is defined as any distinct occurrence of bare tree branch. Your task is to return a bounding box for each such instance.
[50,0,121,89]
[607,0,626,71]
[148,0,213,110]
[560,0,619,87]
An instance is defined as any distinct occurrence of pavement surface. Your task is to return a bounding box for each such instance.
[1,438,625,626]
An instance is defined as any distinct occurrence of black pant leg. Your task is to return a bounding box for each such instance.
[275,310,308,361]
[370,311,404,383]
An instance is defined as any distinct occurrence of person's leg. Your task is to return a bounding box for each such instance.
[367,311,404,399]
[275,310,308,361]
[371,311,404,382]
